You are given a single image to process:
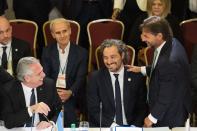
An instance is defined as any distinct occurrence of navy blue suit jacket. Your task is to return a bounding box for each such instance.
[41,43,88,126]
[41,43,88,95]
[1,78,62,129]
[87,68,147,127]
[147,38,191,127]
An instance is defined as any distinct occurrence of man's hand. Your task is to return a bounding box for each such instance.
[36,121,52,129]
[30,102,51,116]
[144,117,153,127]
[57,89,72,102]
[125,65,141,73]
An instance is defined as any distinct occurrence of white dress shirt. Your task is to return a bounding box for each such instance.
[109,65,128,126]
[22,83,39,126]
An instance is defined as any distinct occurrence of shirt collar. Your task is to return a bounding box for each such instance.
[155,41,166,53]
[21,82,34,93]
[57,42,70,53]
[109,65,124,78]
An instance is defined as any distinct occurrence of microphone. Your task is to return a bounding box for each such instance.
[99,102,102,131]
[30,113,35,131]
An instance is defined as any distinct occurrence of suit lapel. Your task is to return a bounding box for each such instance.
[15,81,27,108]
[66,44,75,76]
[52,44,60,73]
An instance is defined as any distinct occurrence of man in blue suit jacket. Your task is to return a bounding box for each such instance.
[87,39,147,127]
[127,16,191,128]
[41,18,88,127]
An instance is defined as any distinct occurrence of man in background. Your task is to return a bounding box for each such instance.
[0,16,31,76]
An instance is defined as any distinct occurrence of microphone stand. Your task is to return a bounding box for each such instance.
[30,113,35,131]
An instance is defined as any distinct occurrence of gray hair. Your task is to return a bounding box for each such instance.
[100,39,129,64]
[16,57,40,82]
[50,18,70,32]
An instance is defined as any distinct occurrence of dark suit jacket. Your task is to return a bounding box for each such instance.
[0,0,7,15]
[11,37,32,76]
[147,38,191,128]
[1,78,62,129]
[87,68,147,127]
[0,67,13,119]
[51,0,113,20]
[41,43,88,126]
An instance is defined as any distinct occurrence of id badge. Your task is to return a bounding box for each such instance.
[56,74,66,89]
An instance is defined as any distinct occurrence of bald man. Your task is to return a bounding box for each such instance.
[0,16,31,76]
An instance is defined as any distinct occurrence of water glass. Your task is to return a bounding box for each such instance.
[79,121,89,131]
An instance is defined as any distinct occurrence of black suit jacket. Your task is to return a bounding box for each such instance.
[87,68,147,127]
[147,38,191,127]
[0,67,13,120]
[11,37,32,76]
[1,78,62,129]
[0,0,7,15]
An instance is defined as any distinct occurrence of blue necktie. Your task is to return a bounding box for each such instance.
[26,89,36,127]
[114,74,123,125]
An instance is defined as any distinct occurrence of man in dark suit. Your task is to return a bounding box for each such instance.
[0,67,13,120]
[0,16,31,76]
[1,57,62,129]
[87,39,147,127]
[127,16,191,128]
[41,18,88,127]
[51,0,113,50]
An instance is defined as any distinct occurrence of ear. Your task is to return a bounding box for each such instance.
[51,31,56,39]
[121,52,125,60]
[157,33,163,40]
[24,75,30,83]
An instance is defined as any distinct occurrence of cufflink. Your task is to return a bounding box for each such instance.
[15,49,18,52]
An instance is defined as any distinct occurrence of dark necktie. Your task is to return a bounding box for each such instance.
[1,46,7,69]
[114,74,123,125]
[26,89,36,127]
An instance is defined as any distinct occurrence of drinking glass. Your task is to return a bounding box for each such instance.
[79,121,89,131]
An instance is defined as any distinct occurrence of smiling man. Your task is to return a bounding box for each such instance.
[1,57,62,129]
[87,39,147,127]
[41,18,88,127]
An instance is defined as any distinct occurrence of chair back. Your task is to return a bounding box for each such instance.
[10,19,38,57]
[180,18,197,63]
[43,20,80,46]
[87,19,124,72]
[144,47,154,66]
[95,45,135,69]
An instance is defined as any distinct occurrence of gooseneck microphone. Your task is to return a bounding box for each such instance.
[30,113,35,131]
[99,102,102,131]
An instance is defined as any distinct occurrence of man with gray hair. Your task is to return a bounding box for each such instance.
[87,39,147,127]
[1,57,62,129]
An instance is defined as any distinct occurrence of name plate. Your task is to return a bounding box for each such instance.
[111,126,142,131]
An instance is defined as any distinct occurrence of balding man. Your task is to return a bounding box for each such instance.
[0,16,31,76]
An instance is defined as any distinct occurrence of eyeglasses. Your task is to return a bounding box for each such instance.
[42,114,57,131]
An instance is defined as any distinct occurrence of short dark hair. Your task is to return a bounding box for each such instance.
[140,16,173,40]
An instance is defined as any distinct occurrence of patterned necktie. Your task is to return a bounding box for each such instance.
[1,46,7,69]
[26,89,36,127]
[114,74,123,125]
